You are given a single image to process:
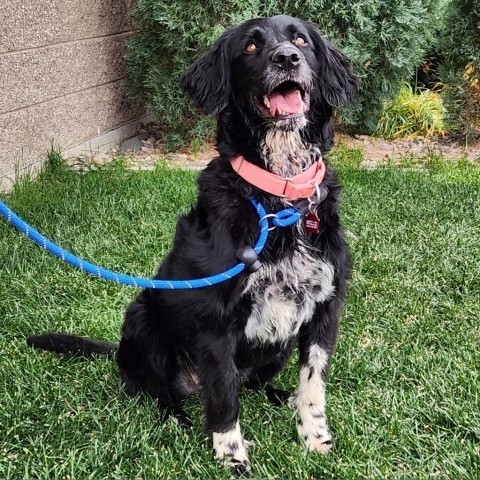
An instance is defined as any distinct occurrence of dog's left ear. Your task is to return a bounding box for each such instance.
[180,29,234,115]
[303,21,359,107]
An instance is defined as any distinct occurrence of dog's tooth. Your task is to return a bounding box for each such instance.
[277,106,284,115]
[263,95,270,108]
[296,89,302,99]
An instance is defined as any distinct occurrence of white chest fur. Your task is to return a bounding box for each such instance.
[242,246,335,345]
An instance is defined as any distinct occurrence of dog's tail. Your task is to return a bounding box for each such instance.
[27,333,118,357]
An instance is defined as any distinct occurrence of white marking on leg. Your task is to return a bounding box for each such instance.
[212,421,251,472]
[292,345,333,453]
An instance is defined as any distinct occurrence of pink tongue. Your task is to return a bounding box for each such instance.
[269,90,302,116]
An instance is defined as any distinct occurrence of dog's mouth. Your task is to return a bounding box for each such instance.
[257,81,309,120]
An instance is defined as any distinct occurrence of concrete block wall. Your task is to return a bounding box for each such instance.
[0,0,145,189]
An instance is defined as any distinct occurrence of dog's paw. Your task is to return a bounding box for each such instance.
[213,423,252,475]
[166,407,193,428]
[287,393,297,409]
[225,455,252,476]
[299,430,333,454]
[297,415,332,455]
[215,443,252,475]
[304,437,333,455]
[265,385,291,406]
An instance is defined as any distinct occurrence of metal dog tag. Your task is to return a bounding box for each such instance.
[304,211,320,234]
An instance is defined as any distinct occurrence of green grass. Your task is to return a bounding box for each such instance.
[1,152,479,479]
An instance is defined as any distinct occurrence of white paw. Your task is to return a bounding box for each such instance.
[297,413,332,454]
[287,394,297,409]
[301,433,333,454]
[213,422,252,473]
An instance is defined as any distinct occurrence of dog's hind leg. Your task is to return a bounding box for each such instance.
[243,344,294,405]
[118,340,192,424]
[117,299,192,425]
[196,332,252,474]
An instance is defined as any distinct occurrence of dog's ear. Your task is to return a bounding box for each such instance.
[303,21,359,107]
[180,29,234,115]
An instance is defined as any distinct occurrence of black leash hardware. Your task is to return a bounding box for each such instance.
[293,185,329,216]
[236,246,262,273]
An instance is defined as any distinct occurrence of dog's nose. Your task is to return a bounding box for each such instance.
[272,46,301,70]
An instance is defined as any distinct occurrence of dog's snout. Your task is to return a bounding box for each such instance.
[271,46,301,70]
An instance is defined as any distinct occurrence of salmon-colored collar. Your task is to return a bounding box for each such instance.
[230,156,326,201]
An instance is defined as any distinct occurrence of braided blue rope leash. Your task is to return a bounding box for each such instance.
[0,198,302,289]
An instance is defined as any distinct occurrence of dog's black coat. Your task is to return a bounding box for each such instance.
[28,15,358,472]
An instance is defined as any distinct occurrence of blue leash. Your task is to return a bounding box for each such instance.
[0,198,302,289]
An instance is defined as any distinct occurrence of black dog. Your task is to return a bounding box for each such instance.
[28,15,358,473]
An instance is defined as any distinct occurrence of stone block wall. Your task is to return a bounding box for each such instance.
[0,0,145,189]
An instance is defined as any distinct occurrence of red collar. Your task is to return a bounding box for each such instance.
[230,156,326,201]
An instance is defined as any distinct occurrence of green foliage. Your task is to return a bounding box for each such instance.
[126,0,447,138]
[375,83,444,139]
[441,0,480,67]
[439,0,480,138]
[125,1,258,137]
[440,66,480,138]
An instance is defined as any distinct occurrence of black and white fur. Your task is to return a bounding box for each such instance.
[28,15,359,474]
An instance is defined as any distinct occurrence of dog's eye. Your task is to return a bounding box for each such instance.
[245,43,257,53]
[293,36,307,47]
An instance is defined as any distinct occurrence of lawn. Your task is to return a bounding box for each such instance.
[0,151,479,479]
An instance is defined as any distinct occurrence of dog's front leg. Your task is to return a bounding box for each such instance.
[291,299,342,454]
[197,334,251,473]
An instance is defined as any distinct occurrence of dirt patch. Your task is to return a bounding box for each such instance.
[338,133,480,168]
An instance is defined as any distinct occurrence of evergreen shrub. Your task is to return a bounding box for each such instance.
[126,0,446,143]
[439,0,480,139]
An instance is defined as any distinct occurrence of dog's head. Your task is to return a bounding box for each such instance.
[181,15,358,140]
